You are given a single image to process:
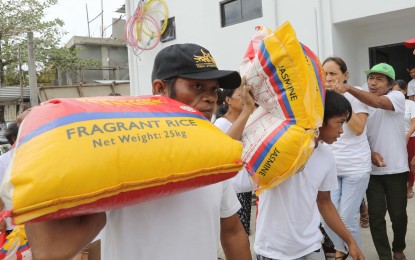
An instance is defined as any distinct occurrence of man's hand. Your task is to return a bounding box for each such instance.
[371,151,386,167]
[331,81,350,94]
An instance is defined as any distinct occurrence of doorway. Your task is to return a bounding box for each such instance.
[369,43,415,83]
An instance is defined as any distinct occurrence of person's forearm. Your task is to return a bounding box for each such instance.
[407,118,415,138]
[318,202,356,247]
[346,85,384,108]
[226,109,252,140]
[346,112,367,136]
[220,214,251,260]
[26,213,106,260]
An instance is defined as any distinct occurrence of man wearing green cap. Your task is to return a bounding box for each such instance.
[333,63,408,260]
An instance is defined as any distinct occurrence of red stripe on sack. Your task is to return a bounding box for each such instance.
[257,46,291,119]
[247,120,290,171]
[19,171,238,224]
[301,45,325,102]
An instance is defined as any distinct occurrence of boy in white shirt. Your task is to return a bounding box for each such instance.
[255,90,364,260]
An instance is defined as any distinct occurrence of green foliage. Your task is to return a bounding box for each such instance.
[0,0,100,86]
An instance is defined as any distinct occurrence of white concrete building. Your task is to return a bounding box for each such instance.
[125,0,415,95]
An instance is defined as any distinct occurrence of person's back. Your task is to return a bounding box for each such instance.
[103,182,236,259]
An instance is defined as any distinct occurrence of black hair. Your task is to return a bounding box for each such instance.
[162,78,177,99]
[323,90,352,125]
[216,88,237,118]
[323,57,348,83]
[5,121,18,145]
[408,64,415,71]
[394,79,408,92]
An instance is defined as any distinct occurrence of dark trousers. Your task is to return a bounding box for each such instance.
[366,172,408,260]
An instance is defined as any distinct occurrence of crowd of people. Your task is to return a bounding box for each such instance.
[0,38,414,260]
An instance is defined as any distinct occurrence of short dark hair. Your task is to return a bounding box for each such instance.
[323,90,352,124]
[394,79,408,92]
[5,121,18,145]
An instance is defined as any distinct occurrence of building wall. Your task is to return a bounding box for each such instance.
[75,44,129,82]
[126,0,415,95]
[64,36,129,84]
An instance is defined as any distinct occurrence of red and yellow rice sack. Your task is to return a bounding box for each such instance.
[0,96,243,224]
[240,22,325,193]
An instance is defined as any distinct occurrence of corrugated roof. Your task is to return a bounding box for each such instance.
[0,86,30,103]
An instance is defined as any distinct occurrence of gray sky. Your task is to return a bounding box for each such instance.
[46,0,125,44]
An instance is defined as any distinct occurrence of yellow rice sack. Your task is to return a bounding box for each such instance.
[0,96,243,224]
[242,107,316,193]
[240,21,325,129]
[240,22,325,193]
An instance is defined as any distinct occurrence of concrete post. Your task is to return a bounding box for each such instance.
[27,32,39,106]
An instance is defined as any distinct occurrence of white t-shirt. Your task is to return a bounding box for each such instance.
[0,150,15,231]
[254,144,338,259]
[101,180,240,260]
[404,99,415,137]
[366,90,409,175]
[406,79,415,97]
[329,91,371,175]
[214,117,255,193]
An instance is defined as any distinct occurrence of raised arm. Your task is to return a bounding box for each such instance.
[226,79,256,140]
[26,213,106,260]
[335,84,394,111]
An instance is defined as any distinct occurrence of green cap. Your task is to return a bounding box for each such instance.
[364,63,395,80]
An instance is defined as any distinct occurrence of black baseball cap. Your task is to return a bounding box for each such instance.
[151,43,241,89]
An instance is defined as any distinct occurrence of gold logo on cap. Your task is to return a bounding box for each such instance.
[194,49,217,68]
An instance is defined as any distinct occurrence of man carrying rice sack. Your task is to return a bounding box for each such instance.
[24,43,253,260]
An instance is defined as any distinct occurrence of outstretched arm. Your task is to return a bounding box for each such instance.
[334,84,394,111]
[317,191,364,260]
[26,212,106,260]
[220,213,251,260]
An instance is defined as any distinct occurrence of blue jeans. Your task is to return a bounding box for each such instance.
[322,172,370,253]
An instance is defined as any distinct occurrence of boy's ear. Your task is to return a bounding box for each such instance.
[152,80,168,96]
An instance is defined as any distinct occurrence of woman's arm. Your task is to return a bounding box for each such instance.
[226,80,255,140]
[346,112,368,136]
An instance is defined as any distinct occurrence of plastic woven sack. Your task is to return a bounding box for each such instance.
[242,107,316,193]
[0,96,243,224]
[240,22,325,193]
[240,21,325,129]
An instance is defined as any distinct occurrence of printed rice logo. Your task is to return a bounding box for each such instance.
[180,105,196,112]
[194,49,217,68]
[78,97,166,107]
